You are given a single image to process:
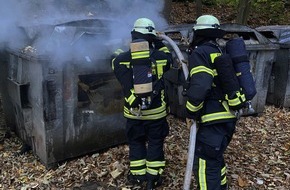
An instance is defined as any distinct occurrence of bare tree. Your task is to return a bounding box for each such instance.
[236,0,252,25]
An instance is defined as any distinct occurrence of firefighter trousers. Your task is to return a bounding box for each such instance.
[126,117,169,181]
[193,121,236,190]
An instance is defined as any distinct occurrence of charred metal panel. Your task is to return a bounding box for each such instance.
[0,49,16,130]
[256,25,290,108]
[5,50,126,168]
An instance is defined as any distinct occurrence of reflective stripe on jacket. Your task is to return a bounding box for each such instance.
[112,43,172,120]
[186,42,236,125]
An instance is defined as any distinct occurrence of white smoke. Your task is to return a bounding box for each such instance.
[0,0,168,63]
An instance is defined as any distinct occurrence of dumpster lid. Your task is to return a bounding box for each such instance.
[162,23,276,48]
[256,25,290,45]
[256,25,290,32]
[16,18,125,61]
[162,24,194,47]
[20,17,119,43]
[220,23,272,44]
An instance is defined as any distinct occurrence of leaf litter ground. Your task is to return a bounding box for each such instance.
[1,105,289,189]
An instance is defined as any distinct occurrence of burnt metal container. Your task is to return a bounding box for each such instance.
[1,19,127,168]
[256,25,290,108]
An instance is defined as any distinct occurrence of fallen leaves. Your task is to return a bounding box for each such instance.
[1,78,290,189]
[237,176,248,187]
[225,106,290,189]
[0,105,290,189]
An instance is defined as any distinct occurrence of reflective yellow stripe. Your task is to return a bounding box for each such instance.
[226,91,246,107]
[221,175,227,185]
[146,167,164,175]
[156,60,167,64]
[141,104,166,115]
[186,101,203,112]
[131,168,146,175]
[227,96,245,106]
[221,166,227,185]
[147,167,158,175]
[222,101,231,112]
[201,111,236,123]
[113,60,130,70]
[190,66,214,77]
[111,58,116,70]
[140,90,166,115]
[200,100,236,123]
[124,107,167,120]
[151,63,156,75]
[221,166,226,176]
[156,60,167,79]
[120,61,130,65]
[125,89,136,105]
[210,52,221,63]
[227,97,241,106]
[140,107,167,116]
[146,160,165,167]
[114,48,124,55]
[120,61,130,68]
[124,90,167,120]
[131,51,150,59]
[213,69,218,76]
[199,158,207,190]
[130,159,146,167]
[159,46,170,53]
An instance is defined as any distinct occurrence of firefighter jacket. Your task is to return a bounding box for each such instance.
[112,41,172,120]
[186,41,237,125]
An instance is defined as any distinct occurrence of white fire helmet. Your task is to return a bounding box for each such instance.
[132,18,157,36]
[193,15,220,31]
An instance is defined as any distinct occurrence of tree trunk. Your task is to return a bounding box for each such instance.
[236,0,252,25]
[285,0,290,8]
[196,0,202,17]
[163,0,173,21]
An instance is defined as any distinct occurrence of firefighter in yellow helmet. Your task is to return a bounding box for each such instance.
[112,18,172,189]
[186,15,245,190]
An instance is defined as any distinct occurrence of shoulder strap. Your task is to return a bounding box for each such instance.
[204,40,224,54]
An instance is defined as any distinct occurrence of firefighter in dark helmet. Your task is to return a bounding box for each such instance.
[112,18,172,189]
[186,15,245,190]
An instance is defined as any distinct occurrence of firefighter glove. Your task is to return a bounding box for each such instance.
[154,37,166,49]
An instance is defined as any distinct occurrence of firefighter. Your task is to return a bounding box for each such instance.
[112,18,172,189]
[186,15,239,190]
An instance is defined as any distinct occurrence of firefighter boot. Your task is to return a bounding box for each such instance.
[146,177,162,190]
[221,184,229,190]
[127,173,146,186]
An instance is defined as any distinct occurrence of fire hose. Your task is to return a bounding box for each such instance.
[158,33,196,190]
